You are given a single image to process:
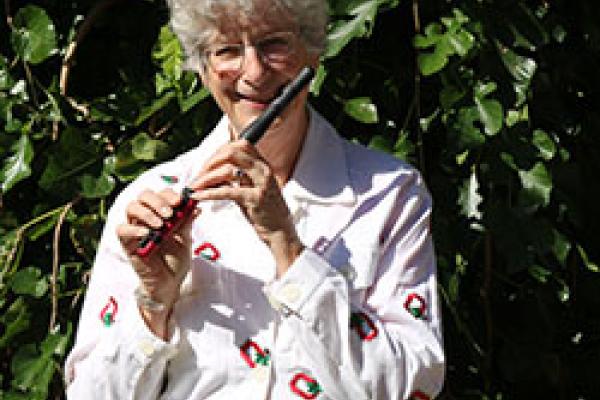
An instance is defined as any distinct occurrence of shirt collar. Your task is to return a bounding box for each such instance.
[283,107,356,205]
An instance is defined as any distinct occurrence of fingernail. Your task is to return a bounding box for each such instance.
[160,206,172,218]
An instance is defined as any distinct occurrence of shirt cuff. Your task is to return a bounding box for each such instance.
[263,248,335,316]
[121,292,181,366]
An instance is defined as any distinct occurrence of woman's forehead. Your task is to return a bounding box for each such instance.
[208,3,296,41]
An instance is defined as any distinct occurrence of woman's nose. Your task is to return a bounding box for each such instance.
[240,46,268,83]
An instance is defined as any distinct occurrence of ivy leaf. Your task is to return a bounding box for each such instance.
[344,97,378,124]
[10,5,57,64]
[417,38,452,76]
[131,132,168,161]
[458,168,483,223]
[518,162,552,208]
[474,98,503,135]
[498,45,537,105]
[1,134,33,193]
[9,266,48,298]
[551,229,571,267]
[310,64,327,96]
[413,23,443,49]
[446,28,475,57]
[79,170,115,199]
[39,128,99,195]
[0,299,31,349]
[393,131,416,161]
[577,244,599,273]
[11,344,53,397]
[440,84,465,110]
[532,129,556,160]
[114,141,147,182]
[368,134,393,152]
[152,25,183,84]
[325,0,381,58]
[452,106,485,150]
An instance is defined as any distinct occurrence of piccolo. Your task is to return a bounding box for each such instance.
[135,66,315,257]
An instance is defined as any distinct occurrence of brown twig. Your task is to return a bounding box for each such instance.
[4,0,12,28]
[49,200,77,332]
[154,121,174,138]
[412,0,425,173]
[54,0,122,140]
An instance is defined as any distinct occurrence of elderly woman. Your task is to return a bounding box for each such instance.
[65,0,445,398]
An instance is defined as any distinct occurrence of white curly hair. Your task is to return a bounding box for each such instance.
[167,0,328,71]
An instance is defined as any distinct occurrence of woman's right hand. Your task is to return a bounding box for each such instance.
[116,188,199,338]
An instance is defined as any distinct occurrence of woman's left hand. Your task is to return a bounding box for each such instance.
[189,139,304,276]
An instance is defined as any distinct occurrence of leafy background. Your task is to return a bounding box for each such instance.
[1,0,599,398]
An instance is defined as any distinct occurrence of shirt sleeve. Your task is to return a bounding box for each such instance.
[264,173,445,400]
[64,189,181,400]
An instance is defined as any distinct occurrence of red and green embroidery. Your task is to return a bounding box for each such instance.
[161,175,178,184]
[350,312,378,341]
[408,390,430,400]
[404,293,427,319]
[290,373,322,399]
[99,296,118,327]
[194,242,220,261]
[240,339,270,368]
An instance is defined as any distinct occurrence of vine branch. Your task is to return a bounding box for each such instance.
[4,0,12,28]
[412,0,425,174]
[49,199,78,332]
[54,0,122,140]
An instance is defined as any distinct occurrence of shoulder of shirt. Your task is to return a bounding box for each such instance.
[311,110,427,197]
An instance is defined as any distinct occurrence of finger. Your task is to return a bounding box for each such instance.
[126,201,164,229]
[138,189,177,219]
[190,185,257,204]
[117,223,151,253]
[190,163,241,191]
[196,141,257,178]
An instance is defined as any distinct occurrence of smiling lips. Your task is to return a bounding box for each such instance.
[236,83,286,108]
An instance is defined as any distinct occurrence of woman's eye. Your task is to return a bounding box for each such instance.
[213,45,241,58]
[260,37,290,54]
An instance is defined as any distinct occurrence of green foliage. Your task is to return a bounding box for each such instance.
[1,0,599,399]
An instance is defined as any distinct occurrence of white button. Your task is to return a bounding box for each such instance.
[279,283,302,303]
[138,340,155,357]
[265,292,283,311]
[251,365,270,383]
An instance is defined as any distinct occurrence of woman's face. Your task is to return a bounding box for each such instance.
[199,9,319,138]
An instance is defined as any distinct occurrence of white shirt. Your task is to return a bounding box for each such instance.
[65,108,445,400]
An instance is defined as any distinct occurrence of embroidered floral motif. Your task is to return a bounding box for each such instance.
[161,175,178,184]
[350,312,378,341]
[404,293,427,319]
[240,339,270,368]
[290,372,322,399]
[99,296,118,327]
[194,242,220,261]
[408,390,430,400]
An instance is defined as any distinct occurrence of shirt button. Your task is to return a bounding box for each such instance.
[138,340,155,357]
[279,283,302,304]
